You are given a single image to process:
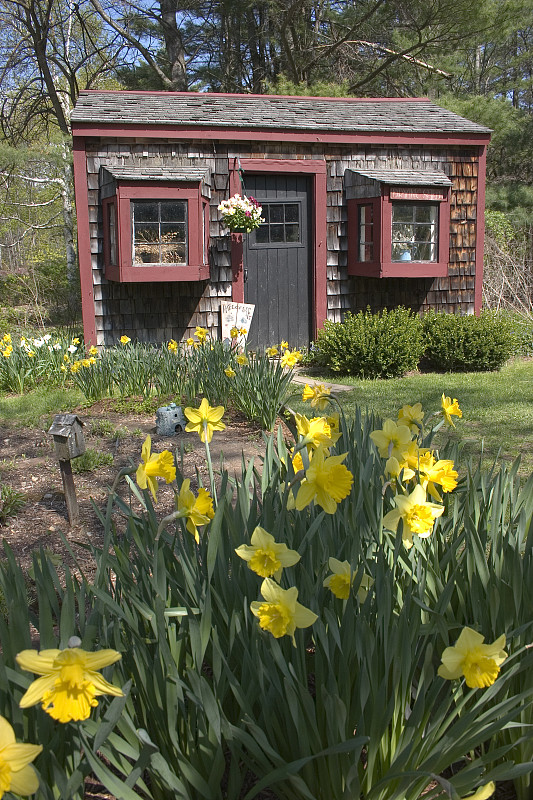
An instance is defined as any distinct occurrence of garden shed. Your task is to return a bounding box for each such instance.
[71,91,491,349]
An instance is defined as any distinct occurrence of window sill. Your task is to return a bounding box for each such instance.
[348,261,448,278]
[105,264,210,282]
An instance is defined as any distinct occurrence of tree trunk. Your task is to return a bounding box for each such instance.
[159,0,187,91]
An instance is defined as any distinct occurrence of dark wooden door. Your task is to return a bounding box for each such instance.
[243,174,311,349]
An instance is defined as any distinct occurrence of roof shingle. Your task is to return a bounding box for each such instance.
[72,91,490,135]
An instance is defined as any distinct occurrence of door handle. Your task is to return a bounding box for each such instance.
[244,268,248,282]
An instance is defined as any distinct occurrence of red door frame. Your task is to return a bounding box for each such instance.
[230,158,327,339]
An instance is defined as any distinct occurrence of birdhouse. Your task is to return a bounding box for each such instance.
[48,414,86,461]
[155,403,187,436]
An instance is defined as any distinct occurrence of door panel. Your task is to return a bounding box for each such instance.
[243,175,311,349]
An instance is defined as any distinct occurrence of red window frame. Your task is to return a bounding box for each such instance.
[347,186,450,278]
[102,181,210,283]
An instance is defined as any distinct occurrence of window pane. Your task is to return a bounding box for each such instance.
[269,205,284,223]
[255,225,269,243]
[160,244,186,264]
[135,245,160,264]
[414,205,438,223]
[284,204,299,222]
[285,224,299,242]
[134,202,159,222]
[135,223,159,243]
[392,204,413,222]
[160,201,186,222]
[161,222,186,243]
[270,224,284,242]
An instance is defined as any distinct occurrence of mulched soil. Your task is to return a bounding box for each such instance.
[0,401,264,575]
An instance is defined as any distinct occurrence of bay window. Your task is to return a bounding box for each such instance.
[101,166,210,283]
[346,169,451,278]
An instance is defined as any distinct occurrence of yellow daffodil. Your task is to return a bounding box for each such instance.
[225,366,236,378]
[120,335,131,345]
[17,646,124,723]
[136,435,176,500]
[383,483,444,549]
[280,349,302,368]
[88,345,98,356]
[236,354,247,365]
[2,333,11,343]
[186,337,195,346]
[239,327,247,336]
[397,402,424,433]
[462,784,496,800]
[295,446,353,515]
[70,362,81,373]
[167,339,178,353]
[280,340,289,350]
[0,715,42,798]
[370,419,413,461]
[89,356,97,365]
[195,326,208,342]
[266,345,279,357]
[177,479,214,543]
[230,326,239,339]
[72,337,80,345]
[295,413,339,449]
[384,456,415,482]
[2,346,12,358]
[235,526,300,580]
[438,627,507,689]
[302,383,331,411]
[184,398,225,443]
[323,558,374,601]
[419,458,459,500]
[250,578,317,646]
[441,393,462,426]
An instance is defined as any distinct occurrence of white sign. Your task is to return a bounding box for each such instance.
[221,302,255,345]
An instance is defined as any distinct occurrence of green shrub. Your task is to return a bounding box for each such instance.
[422,310,515,371]
[311,307,424,378]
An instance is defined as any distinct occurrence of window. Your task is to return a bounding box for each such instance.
[132,201,187,265]
[101,167,210,283]
[253,202,301,245]
[358,204,374,262]
[391,203,438,263]
[346,172,450,279]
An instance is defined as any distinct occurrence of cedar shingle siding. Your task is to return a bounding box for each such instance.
[73,92,489,346]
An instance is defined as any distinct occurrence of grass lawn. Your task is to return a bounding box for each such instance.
[0,386,85,428]
[293,357,533,475]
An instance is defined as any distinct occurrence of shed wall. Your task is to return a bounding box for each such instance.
[83,138,479,345]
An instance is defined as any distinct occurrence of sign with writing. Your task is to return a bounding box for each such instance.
[220,302,255,344]
[389,188,447,201]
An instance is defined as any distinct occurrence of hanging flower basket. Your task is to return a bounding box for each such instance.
[218,194,263,234]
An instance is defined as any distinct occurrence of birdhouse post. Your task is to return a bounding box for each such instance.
[48,414,86,525]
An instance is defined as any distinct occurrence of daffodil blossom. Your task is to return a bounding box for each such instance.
[119,335,130,345]
[225,366,236,378]
[184,398,226,443]
[441,393,462,426]
[419,457,458,500]
[266,345,279,357]
[0,715,42,799]
[177,479,214,543]
[136,435,176,500]
[295,413,339,449]
[397,402,424,433]
[250,578,317,646]
[438,627,507,689]
[235,526,300,580]
[370,419,413,461]
[383,483,444,549]
[295,446,353,515]
[323,558,374,601]
[302,383,331,411]
[17,647,124,723]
